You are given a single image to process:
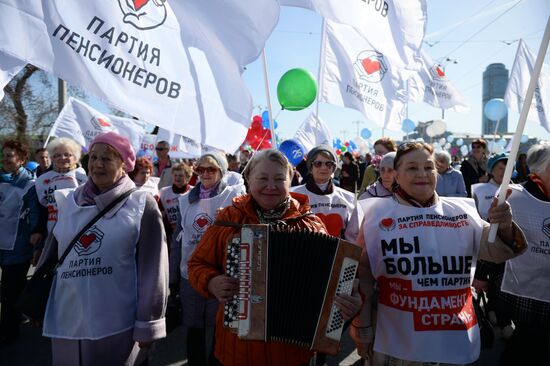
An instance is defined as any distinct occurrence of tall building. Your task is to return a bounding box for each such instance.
[482,63,508,135]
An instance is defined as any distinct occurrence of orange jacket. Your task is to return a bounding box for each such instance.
[188,192,327,366]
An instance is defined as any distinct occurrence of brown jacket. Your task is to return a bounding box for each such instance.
[188,192,327,366]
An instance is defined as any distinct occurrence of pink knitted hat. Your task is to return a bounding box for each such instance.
[90,132,136,172]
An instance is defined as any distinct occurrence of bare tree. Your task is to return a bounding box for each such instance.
[0,64,57,146]
[0,65,89,147]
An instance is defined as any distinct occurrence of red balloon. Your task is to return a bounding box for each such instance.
[336,149,341,155]
[345,142,350,146]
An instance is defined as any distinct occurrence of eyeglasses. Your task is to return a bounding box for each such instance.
[195,166,219,175]
[472,145,483,149]
[312,161,335,168]
[155,147,168,151]
[52,152,74,159]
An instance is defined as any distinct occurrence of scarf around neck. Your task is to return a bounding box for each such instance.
[305,176,334,195]
[254,196,291,224]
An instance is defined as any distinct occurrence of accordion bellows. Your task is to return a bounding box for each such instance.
[224,224,361,355]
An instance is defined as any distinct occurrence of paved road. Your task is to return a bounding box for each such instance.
[0,320,505,366]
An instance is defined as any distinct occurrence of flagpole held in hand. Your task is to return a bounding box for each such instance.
[488,16,550,243]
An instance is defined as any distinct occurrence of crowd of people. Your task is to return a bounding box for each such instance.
[0,132,549,366]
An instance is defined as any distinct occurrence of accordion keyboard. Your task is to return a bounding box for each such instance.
[224,237,241,329]
[325,257,358,340]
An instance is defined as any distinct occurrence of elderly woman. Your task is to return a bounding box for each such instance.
[345,152,396,243]
[494,144,550,365]
[471,153,508,221]
[172,151,245,366]
[35,138,87,233]
[359,137,397,194]
[158,162,193,241]
[187,149,361,366]
[350,142,527,366]
[37,131,168,365]
[291,145,355,237]
[461,138,489,197]
[0,139,43,345]
[434,150,467,197]
[129,157,160,197]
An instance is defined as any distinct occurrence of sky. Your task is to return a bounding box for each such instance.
[242,0,550,144]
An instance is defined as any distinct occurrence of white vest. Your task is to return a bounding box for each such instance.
[139,176,160,197]
[43,189,147,340]
[179,185,244,279]
[471,182,498,221]
[291,184,355,237]
[159,186,183,229]
[362,197,485,364]
[35,168,88,232]
[0,180,34,250]
[501,185,550,303]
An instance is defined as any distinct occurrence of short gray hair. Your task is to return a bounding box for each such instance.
[242,149,293,181]
[434,150,451,165]
[47,137,82,162]
[526,143,550,175]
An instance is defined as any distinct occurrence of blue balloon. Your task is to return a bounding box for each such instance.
[361,128,372,139]
[332,139,339,149]
[279,140,305,166]
[349,140,358,151]
[520,134,529,143]
[262,110,270,123]
[274,120,278,129]
[25,161,39,171]
[402,118,416,133]
[484,98,507,121]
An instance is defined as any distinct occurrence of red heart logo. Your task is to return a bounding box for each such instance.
[80,233,97,249]
[97,118,111,127]
[362,58,381,75]
[132,0,148,11]
[381,218,394,228]
[316,213,344,237]
[196,217,208,228]
[436,66,445,78]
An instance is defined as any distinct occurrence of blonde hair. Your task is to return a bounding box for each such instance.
[47,137,82,162]
[242,149,293,181]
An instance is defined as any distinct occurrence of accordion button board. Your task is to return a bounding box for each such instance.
[224,224,362,355]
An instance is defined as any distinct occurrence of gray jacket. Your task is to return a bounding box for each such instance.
[436,168,467,197]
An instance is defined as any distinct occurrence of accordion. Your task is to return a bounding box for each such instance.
[224,224,361,355]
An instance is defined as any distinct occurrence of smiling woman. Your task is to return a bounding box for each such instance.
[35,138,88,233]
[187,149,362,366]
[36,131,168,365]
[351,142,529,365]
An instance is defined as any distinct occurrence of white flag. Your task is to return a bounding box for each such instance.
[49,97,148,151]
[320,20,408,132]
[0,0,279,152]
[293,112,333,153]
[281,0,427,68]
[504,40,550,133]
[155,128,217,159]
[0,51,25,100]
[407,50,469,112]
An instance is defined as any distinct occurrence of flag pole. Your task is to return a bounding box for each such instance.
[488,16,550,242]
[315,18,327,118]
[261,49,276,148]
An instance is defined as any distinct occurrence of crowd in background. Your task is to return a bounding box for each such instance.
[0,132,549,366]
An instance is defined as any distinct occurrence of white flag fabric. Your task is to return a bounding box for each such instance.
[0,51,25,100]
[320,20,408,132]
[154,128,220,159]
[281,0,427,69]
[49,97,148,151]
[0,0,279,152]
[407,50,469,112]
[293,112,333,153]
[504,40,550,133]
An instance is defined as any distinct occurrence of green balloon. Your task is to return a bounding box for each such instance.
[277,68,318,111]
